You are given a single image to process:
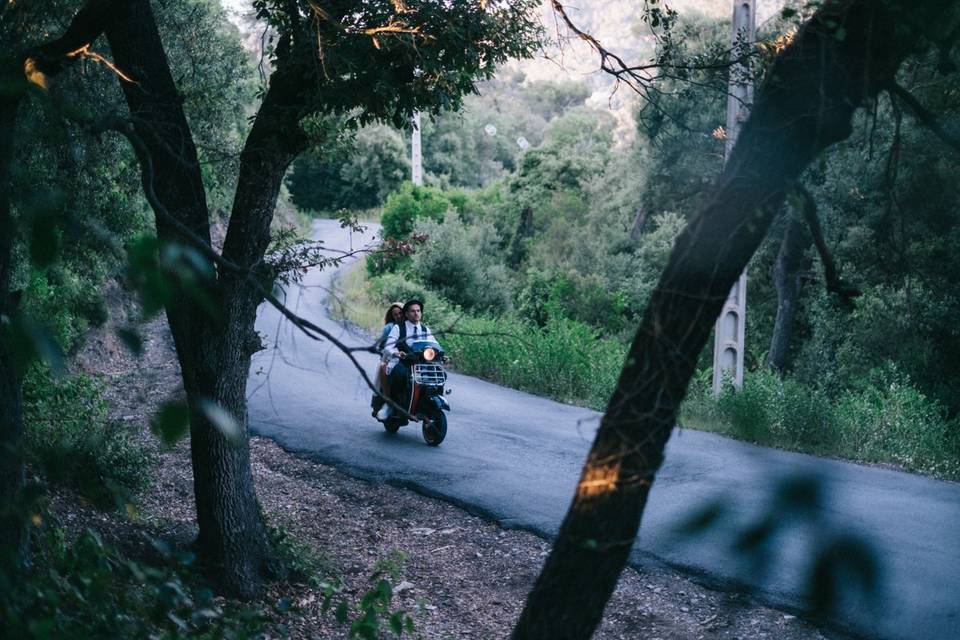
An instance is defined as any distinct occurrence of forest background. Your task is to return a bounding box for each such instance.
[314,14,960,481]
[4,0,960,636]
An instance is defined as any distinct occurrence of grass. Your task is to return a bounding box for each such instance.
[337,260,960,482]
[682,367,960,481]
[330,261,385,336]
[336,262,625,409]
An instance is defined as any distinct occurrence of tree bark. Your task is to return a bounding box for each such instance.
[767,214,811,372]
[0,95,27,577]
[104,0,278,598]
[508,205,534,267]
[512,2,950,637]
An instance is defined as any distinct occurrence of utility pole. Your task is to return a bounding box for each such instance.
[712,0,755,395]
[411,111,423,186]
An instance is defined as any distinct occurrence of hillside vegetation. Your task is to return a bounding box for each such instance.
[327,13,960,480]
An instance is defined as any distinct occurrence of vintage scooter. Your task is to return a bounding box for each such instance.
[375,338,450,445]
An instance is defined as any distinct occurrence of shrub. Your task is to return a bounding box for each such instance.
[0,525,272,639]
[683,364,959,479]
[22,367,155,506]
[410,215,512,314]
[716,373,773,444]
[369,184,453,276]
[379,183,450,240]
[834,364,960,477]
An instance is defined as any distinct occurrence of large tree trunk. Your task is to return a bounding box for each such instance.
[512,2,951,637]
[767,214,811,371]
[0,95,28,576]
[104,0,276,598]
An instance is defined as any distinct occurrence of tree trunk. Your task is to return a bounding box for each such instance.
[767,214,811,371]
[512,2,949,637]
[0,95,28,576]
[508,205,534,267]
[104,0,276,598]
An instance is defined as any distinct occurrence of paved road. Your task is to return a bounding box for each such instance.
[249,219,960,640]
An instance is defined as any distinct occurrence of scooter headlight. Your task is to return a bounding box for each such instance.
[423,347,436,362]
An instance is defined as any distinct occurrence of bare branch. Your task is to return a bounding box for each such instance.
[888,82,960,156]
[796,184,860,304]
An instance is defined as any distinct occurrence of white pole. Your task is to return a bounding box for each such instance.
[411,112,423,186]
[712,0,755,395]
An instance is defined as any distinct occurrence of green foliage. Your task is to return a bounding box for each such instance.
[343,551,417,640]
[22,368,155,506]
[266,517,332,588]
[155,0,256,214]
[833,364,960,477]
[0,525,272,639]
[287,125,410,214]
[380,184,452,240]
[367,271,624,409]
[712,369,835,449]
[422,76,592,188]
[22,266,106,353]
[368,184,453,276]
[255,0,543,130]
[411,214,511,314]
[683,366,960,479]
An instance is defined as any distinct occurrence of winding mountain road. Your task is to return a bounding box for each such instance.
[249,219,960,640]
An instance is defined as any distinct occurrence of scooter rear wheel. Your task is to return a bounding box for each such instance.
[421,410,447,446]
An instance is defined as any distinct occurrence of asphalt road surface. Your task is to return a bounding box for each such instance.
[249,219,960,640]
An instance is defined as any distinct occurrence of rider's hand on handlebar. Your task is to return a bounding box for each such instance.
[398,352,406,359]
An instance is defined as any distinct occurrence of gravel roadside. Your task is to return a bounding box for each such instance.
[59,281,829,640]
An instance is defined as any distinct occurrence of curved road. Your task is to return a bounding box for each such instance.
[249,219,960,640]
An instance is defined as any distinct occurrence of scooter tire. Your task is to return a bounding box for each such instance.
[383,418,402,434]
[421,410,447,446]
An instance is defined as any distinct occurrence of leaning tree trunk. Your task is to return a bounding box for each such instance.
[512,1,954,637]
[767,214,811,371]
[0,94,27,576]
[104,0,271,598]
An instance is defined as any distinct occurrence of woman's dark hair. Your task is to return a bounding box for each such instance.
[384,303,402,324]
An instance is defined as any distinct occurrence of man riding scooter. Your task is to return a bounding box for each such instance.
[374,299,450,445]
[376,299,436,420]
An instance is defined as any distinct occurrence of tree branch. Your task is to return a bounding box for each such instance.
[796,184,860,304]
[23,0,119,76]
[888,82,960,156]
[85,114,418,420]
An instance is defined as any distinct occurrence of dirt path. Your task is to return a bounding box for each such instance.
[64,281,828,640]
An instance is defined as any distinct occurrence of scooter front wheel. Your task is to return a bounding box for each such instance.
[383,418,402,434]
[421,410,447,446]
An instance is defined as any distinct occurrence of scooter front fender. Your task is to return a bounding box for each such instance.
[428,395,450,412]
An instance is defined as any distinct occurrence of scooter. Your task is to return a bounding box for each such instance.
[375,339,450,445]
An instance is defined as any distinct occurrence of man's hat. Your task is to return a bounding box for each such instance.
[403,299,424,314]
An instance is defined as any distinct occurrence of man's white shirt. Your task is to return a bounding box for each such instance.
[382,320,436,373]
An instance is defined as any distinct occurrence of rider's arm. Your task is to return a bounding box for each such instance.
[381,323,402,360]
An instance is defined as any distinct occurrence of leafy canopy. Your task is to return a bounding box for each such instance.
[254,0,544,129]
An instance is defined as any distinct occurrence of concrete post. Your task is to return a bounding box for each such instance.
[713,0,755,395]
[411,111,423,186]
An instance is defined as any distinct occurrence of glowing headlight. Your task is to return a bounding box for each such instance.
[423,348,436,362]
